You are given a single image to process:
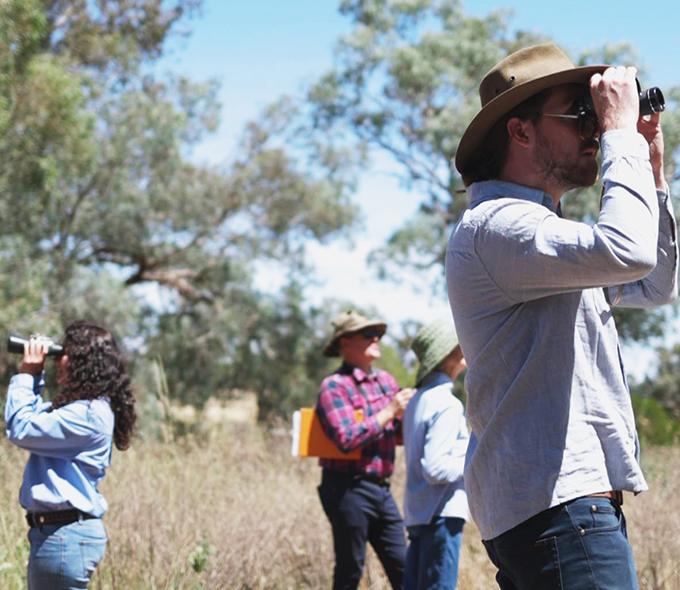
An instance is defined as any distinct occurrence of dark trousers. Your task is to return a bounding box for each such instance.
[482,496,639,590]
[318,469,406,590]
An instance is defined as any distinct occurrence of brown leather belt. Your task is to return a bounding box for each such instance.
[585,491,623,505]
[26,509,97,528]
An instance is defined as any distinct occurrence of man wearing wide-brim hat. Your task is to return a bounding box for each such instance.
[316,310,415,590]
[446,43,677,588]
[402,319,469,590]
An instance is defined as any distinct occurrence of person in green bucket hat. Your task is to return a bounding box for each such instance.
[402,319,469,590]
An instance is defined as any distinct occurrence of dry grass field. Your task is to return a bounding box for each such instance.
[1,425,679,590]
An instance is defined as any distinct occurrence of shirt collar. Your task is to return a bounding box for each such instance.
[467,180,559,214]
[340,362,374,382]
[419,370,453,389]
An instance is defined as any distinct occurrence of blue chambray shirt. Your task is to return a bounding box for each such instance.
[5,373,114,517]
[402,371,469,527]
[446,129,678,540]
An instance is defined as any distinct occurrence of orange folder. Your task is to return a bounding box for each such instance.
[292,407,364,460]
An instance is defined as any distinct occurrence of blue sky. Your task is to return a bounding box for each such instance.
[158,0,680,377]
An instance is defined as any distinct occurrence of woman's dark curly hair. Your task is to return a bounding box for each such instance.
[51,321,136,451]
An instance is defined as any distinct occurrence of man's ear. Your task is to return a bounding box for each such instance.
[506,116,534,149]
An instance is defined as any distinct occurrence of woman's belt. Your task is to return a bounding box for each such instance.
[26,509,97,528]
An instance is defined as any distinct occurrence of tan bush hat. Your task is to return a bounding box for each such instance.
[411,319,460,386]
[455,44,608,176]
[323,310,387,357]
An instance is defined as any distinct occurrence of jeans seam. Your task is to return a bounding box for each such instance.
[551,537,564,590]
[61,532,66,590]
[565,502,600,590]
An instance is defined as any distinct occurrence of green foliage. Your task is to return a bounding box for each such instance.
[188,538,215,574]
[374,342,415,387]
[0,0,363,425]
[632,394,680,446]
[632,343,680,423]
[306,0,680,345]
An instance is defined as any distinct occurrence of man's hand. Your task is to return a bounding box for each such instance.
[637,112,666,190]
[377,387,416,428]
[18,336,50,375]
[590,66,639,134]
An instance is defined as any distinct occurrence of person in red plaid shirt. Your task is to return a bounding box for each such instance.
[316,310,415,590]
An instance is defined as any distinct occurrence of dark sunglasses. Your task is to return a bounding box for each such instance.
[361,328,383,341]
[541,96,600,141]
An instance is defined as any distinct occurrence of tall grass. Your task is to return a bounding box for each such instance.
[1,428,679,589]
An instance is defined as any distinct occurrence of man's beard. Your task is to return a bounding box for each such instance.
[533,131,599,192]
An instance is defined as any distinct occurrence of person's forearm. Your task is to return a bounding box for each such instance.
[607,186,678,308]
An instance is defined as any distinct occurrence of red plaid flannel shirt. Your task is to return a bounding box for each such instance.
[316,362,401,477]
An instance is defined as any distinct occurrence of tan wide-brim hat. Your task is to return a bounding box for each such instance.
[323,310,387,357]
[455,44,608,176]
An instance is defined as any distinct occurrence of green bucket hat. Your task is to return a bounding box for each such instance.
[411,319,460,386]
[323,310,387,357]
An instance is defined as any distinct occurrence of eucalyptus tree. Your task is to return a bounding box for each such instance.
[0,0,360,413]
[305,0,680,342]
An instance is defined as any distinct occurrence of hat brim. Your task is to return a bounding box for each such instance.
[455,65,607,176]
[415,342,460,386]
[322,320,387,357]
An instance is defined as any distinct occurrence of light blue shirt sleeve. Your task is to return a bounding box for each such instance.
[472,130,676,304]
[5,373,109,459]
[421,394,468,486]
[605,184,678,308]
[403,372,469,526]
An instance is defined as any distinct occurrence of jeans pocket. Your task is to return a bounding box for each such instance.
[589,503,618,532]
[487,535,563,590]
[79,540,107,580]
[566,498,620,536]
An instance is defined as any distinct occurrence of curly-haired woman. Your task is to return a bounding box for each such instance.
[4,321,136,590]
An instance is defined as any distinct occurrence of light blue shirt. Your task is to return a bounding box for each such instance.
[446,129,678,540]
[402,371,469,527]
[5,373,114,517]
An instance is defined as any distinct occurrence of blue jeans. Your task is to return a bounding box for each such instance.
[405,516,465,590]
[27,518,107,590]
[483,496,639,590]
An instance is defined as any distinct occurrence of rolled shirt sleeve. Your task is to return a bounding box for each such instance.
[474,130,674,304]
[317,378,382,453]
[421,397,468,486]
[6,374,108,459]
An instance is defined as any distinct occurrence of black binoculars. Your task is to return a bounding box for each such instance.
[7,334,64,357]
[639,86,665,116]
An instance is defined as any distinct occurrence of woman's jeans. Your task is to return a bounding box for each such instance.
[27,518,107,590]
[482,496,639,590]
[405,516,465,590]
